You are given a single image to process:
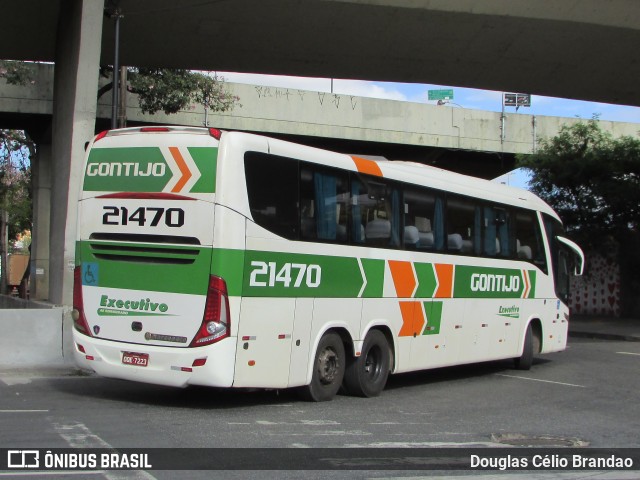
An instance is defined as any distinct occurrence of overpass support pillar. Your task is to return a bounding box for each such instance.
[31,143,51,301]
[49,0,103,310]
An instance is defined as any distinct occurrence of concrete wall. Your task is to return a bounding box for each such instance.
[0,297,67,366]
[3,64,639,158]
[113,82,640,156]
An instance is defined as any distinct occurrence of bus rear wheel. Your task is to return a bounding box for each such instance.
[301,332,345,402]
[343,330,391,398]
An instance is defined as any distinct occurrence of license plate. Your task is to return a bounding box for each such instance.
[122,351,149,367]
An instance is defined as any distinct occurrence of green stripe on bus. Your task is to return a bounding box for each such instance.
[423,301,443,335]
[83,147,170,192]
[241,250,363,298]
[78,241,540,301]
[76,241,212,295]
[360,258,385,298]
[211,248,246,296]
[454,265,530,299]
[188,147,217,193]
[414,262,438,298]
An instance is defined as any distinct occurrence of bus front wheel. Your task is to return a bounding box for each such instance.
[343,330,391,397]
[514,323,536,370]
[301,332,345,402]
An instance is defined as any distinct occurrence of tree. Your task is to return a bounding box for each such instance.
[0,62,36,244]
[517,118,640,244]
[98,67,240,117]
[517,118,640,316]
[0,129,33,294]
[0,60,34,86]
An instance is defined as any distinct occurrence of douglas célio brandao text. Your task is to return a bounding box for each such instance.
[470,453,634,471]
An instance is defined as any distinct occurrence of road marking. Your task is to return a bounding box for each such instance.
[0,409,48,413]
[495,374,585,388]
[344,441,502,448]
[617,351,640,356]
[0,377,32,386]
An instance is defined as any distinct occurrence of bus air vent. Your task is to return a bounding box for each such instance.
[89,233,200,245]
[88,234,201,265]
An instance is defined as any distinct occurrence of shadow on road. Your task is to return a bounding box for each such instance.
[48,357,551,409]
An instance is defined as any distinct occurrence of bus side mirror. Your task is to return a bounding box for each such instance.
[557,236,585,276]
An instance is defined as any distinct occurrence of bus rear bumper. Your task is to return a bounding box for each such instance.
[72,331,236,388]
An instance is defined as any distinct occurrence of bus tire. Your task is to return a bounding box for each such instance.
[343,330,391,398]
[301,332,345,402]
[514,323,534,370]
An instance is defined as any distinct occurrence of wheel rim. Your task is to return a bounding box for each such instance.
[363,345,382,381]
[318,347,340,385]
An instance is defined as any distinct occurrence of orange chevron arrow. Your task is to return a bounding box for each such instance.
[389,260,416,298]
[522,270,531,298]
[434,263,454,298]
[168,146,192,193]
[398,301,425,337]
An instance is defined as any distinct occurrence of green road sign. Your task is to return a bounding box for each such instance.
[428,89,454,101]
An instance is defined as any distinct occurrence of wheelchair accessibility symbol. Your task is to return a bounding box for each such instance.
[82,263,99,286]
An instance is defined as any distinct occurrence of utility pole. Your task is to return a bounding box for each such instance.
[118,65,127,128]
[107,3,123,129]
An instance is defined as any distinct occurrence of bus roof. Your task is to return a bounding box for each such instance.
[378,160,558,220]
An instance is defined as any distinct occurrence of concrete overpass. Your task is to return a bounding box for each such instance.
[3,63,639,174]
[4,0,640,107]
[0,1,639,365]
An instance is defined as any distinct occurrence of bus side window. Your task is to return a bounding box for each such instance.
[403,187,441,251]
[300,165,349,243]
[350,177,366,244]
[446,195,476,254]
[515,211,547,273]
[482,206,511,257]
[360,178,401,249]
[244,152,299,240]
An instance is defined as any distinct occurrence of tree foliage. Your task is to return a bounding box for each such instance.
[517,118,640,249]
[0,60,34,86]
[0,129,33,242]
[101,67,240,116]
[517,119,640,316]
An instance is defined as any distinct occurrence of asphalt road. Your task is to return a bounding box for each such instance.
[1,337,639,479]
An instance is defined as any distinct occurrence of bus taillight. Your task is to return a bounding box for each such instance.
[72,267,92,336]
[190,275,230,347]
[93,130,111,143]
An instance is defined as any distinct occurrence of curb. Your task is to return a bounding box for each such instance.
[568,331,640,342]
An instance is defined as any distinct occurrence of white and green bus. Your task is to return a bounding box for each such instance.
[73,126,584,401]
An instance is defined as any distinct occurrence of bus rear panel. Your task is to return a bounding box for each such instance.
[73,127,236,387]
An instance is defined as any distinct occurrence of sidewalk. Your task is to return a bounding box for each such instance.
[569,315,640,342]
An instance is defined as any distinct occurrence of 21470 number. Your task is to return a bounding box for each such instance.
[102,206,185,227]
[249,261,322,288]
